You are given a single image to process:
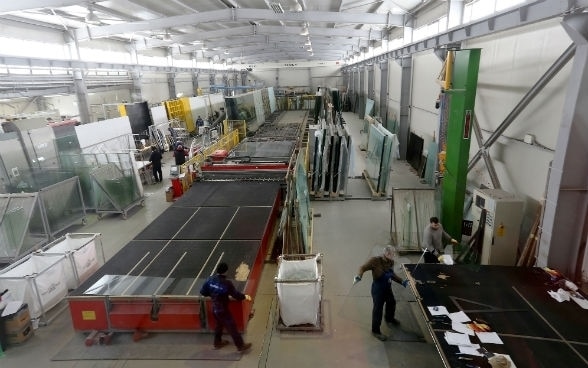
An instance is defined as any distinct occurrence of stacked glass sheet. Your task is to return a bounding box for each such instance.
[365,123,399,195]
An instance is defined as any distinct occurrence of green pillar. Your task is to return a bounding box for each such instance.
[441,49,481,239]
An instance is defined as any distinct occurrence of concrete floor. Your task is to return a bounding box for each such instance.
[0,112,444,367]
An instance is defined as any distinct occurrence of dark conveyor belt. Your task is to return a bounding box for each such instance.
[68,181,282,332]
[72,181,281,296]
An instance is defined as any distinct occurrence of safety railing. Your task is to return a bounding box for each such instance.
[179,128,241,176]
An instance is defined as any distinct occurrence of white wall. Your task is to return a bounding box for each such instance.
[374,64,382,117]
[387,59,402,124]
[46,88,131,122]
[466,18,570,202]
[279,68,310,89]
[140,72,171,104]
[404,18,570,206]
[248,65,341,93]
[174,72,195,97]
[248,69,274,88]
[196,73,211,91]
[311,65,342,92]
[0,100,41,117]
[410,51,443,145]
[390,17,572,250]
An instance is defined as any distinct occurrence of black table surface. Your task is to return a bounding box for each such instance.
[403,264,588,368]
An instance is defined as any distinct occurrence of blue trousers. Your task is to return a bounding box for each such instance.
[371,283,396,334]
[213,308,244,348]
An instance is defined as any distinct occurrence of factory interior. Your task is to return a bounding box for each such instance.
[1,1,588,367]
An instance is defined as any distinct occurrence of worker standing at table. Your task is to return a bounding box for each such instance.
[353,246,408,341]
[149,146,163,183]
[200,262,252,352]
[422,216,458,263]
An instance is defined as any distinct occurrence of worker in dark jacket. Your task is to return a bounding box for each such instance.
[200,262,252,352]
[354,246,408,341]
[148,146,163,183]
[174,144,188,166]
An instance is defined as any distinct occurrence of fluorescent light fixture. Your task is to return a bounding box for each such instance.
[271,3,285,13]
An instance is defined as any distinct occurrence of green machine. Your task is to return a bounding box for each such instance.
[441,49,481,239]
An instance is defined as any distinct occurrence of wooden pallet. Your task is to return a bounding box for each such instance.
[362,170,385,198]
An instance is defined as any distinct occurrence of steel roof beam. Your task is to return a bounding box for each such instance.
[0,54,223,73]
[0,0,81,13]
[76,9,398,40]
[140,25,380,49]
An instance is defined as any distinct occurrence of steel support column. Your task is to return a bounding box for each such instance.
[367,64,375,103]
[358,66,366,119]
[73,69,91,124]
[130,69,143,102]
[168,73,177,99]
[192,72,199,95]
[441,49,481,239]
[538,14,588,281]
[397,56,412,160]
[379,61,389,127]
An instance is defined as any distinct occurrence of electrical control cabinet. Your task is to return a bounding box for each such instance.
[471,188,523,266]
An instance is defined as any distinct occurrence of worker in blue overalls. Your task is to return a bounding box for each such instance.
[200,262,253,352]
[354,246,408,341]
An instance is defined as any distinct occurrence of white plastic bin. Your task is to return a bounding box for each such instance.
[40,233,104,290]
[0,253,68,321]
[275,254,323,330]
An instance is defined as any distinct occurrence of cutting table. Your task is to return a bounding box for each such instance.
[403,263,588,368]
[68,181,282,333]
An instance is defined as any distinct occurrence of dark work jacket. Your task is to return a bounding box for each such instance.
[174,146,188,165]
[200,274,245,313]
[149,150,162,168]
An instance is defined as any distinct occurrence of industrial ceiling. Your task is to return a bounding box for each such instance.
[0,0,432,65]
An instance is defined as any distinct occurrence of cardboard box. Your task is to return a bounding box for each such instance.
[165,187,174,202]
[6,322,33,345]
[3,304,30,333]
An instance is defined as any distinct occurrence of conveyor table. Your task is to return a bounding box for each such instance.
[69,181,282,333]
[403,264,588,368]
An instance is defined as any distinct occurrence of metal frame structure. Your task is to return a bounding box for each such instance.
[38,176,87,237]
[89,161,145,220]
